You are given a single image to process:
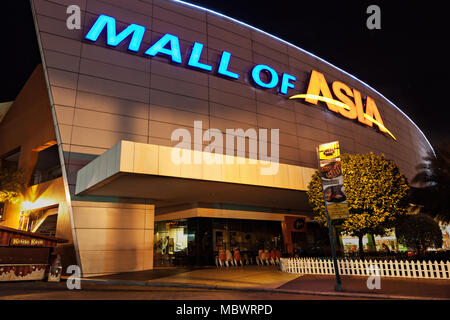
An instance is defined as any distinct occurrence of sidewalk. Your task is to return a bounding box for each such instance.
[279,274,450,299]
[73,266,450,300]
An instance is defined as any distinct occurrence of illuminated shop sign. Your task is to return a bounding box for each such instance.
[85,14,394,140]
[10,237,45,247]
[290,71,396,140]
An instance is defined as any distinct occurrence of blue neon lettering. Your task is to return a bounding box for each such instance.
[85,14,145,52]
[85,15,298,94]
[251,64,278,88]
[187,42,213,71]
[279,73,296,95]
[217,51,239,79]
[144,34,182,63]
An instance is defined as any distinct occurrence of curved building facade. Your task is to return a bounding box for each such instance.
[0,0,433,276]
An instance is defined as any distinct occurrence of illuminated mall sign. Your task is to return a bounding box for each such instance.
[85,14,395,140]
[290,71,395,140]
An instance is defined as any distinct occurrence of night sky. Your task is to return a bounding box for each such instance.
[1,0,447,148]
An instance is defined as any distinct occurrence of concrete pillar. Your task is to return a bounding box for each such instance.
[70,200,155,277]
[281,220,293,256]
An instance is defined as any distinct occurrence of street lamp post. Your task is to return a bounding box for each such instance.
[316,142,346,292]
[324,201,343,292]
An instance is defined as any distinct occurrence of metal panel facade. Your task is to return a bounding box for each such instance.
[31,0,432,187]
[29,0,434,275]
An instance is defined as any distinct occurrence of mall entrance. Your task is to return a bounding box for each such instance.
[154,217,283,267]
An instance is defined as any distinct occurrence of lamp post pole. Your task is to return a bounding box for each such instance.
[324,204,342,292]
[316,143,343,292]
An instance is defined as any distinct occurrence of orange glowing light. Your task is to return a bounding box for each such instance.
[332,81,358,120]
[289,70,396,141]
[289,94,351,111]
[303,70,339,113]
[363,114,396,141]
[353,89,372,126]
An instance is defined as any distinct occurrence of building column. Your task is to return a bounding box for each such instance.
[70,200,155,277]
[281,219,293,256]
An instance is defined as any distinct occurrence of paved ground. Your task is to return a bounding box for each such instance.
[93,267,198,281]
[0,281,359,300]
[279,274,450,299]
[1,266,449,300]
[145,266,300,289]
[90,265,450,299]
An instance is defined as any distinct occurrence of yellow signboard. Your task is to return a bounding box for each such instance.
[318,141,340,160]
[326,203,350,220]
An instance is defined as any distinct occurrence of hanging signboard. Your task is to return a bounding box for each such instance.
[317,141,349,220]
[10,238,45,247]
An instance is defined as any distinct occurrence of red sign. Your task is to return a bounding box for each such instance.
[284,216,307,233]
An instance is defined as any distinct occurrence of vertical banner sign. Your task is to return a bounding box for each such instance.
[318,141,349,220]
[316,141,345,291]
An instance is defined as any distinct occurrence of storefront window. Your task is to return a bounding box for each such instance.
[154,220,190,267]
[154,217,284,267]
[440,223,450,250]
[213,219,283,266]
[212,219,280,251]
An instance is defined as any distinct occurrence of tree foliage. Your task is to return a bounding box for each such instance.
[411,141,450,223]
[395,213,443,254]
[307,153,410,252]
[0,168,25,203]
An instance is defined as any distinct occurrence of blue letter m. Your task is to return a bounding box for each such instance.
[85,14,145,52]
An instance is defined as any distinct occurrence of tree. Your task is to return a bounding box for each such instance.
[395,213,443,255]
[307,153,410,256]
[411,141,450,223]
[0,168,25,203]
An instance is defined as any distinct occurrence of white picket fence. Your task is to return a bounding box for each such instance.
[280,257,450,279]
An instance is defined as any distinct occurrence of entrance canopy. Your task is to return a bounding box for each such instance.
[75,141,315,211]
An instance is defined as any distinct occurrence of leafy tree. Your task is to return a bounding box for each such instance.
[411,141,450,223]
[395,213,443,255]
[307,153,410,256]
[0,168,25,203]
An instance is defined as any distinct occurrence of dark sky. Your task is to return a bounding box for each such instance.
[1,0,447,148]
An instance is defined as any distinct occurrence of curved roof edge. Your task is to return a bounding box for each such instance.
[173,0,435,156]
